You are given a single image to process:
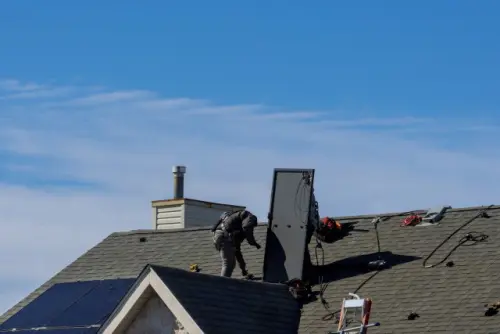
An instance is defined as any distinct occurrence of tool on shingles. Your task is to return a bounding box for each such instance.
[401,214,422,227]
[189,264,200,272]
[484,301,500,317]
[329,293,380,334]
[367,218,387,270]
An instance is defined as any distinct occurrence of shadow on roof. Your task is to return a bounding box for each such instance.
[305,251,421,285]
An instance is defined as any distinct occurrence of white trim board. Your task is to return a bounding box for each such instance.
[100,268,204,334]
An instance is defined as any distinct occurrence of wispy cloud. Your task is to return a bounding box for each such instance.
[0,87,75,100]
[1,78,499,315]
[324,116,432,127]
[0,79,74,100]
[66,90,155,106]
[0,79,45,92]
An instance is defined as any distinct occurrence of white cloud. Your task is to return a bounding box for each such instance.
[0,79,45,92]
[0,79,75,100]
[1,79,499,315]
[65,90,155,106]
[322,116,431,127]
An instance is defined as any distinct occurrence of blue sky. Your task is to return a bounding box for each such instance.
[2,0,500,114]
[1,0,500,315]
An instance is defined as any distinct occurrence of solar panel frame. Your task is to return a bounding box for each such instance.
[48,279,135,327]
[0,281,99,330]
[0,329,99,334]
[0,278,136,332]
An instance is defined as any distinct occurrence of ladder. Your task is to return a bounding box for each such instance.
[329,293,380,334]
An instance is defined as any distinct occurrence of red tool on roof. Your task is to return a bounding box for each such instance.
[316,217,349,243]
[401,214,422,227]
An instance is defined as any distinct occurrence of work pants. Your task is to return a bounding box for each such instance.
[213,230,246,277]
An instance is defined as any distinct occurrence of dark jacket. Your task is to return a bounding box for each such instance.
[211,210,259,247]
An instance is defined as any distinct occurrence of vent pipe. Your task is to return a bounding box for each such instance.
[172,166,186,199]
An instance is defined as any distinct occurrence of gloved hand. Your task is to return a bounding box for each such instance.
[255,243,261,250]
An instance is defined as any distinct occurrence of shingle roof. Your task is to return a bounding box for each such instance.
[2,205,500,333]
[150,265,300,334]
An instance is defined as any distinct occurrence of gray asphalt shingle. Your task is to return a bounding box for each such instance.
[151,265,300,334]
[2,205,500,333]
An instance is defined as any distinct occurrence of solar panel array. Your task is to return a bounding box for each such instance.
[5,330,97,334]
[0,278,136,333]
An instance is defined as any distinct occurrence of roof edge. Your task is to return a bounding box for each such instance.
[149,264,287,288]
[113,222,269,236]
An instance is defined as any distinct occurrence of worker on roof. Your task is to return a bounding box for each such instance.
[211,210,261,278]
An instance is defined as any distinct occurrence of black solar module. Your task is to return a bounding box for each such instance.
[10,330,96,334]
[0,278,136,333]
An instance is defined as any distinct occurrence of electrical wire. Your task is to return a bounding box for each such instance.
[318,206,496,323]
[319,211,415,322]
[292,171,329,307]
[422,205,493,268]
[294,173,313,227]
[291,172,332,321]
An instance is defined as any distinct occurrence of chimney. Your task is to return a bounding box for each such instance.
[172,165,186,199]
[151,166,246,230]
[263,168,316,283]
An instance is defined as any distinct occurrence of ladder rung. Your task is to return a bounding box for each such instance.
[343,299,365,308]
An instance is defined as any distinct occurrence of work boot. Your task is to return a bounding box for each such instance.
[242,269,254,280]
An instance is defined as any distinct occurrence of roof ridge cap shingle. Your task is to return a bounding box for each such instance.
[112,223,269,236]
[109,205,500,236]
[332,204,500,221]
[149,264,287,288]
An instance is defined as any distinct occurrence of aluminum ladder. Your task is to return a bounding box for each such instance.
[329,293,380,334]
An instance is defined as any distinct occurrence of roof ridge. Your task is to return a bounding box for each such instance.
[149,264,285,288]
[332,204,500,221]
[113,223,268,236]
[111,205,500,236]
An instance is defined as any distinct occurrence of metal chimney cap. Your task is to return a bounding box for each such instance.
[172,166,187,174]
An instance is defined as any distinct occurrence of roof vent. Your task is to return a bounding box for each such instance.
[420,205,452,226]
[172,165,186,199]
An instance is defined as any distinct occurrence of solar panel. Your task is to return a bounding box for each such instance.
[0,281,99,330]
[263,168,315,283]
[5,329,98,334]
[0,278,136,332]
[50,278,135,327]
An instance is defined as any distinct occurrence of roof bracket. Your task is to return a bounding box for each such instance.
[420,205,452,225]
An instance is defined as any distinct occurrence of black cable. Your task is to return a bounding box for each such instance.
[292,172,330,315]
[422,206,492,268]
[319,219,383,322]
[294,176,310,226]
[319,206,495,323]
[320,270,381,322]
[320,212,411,322]
[294,173,325,302]
[373,219,382,261]
[309,199,331,321]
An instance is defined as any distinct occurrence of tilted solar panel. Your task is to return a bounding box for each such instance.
[2,329,98,334]
[49,278,135,327]
[0,278,136,333]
